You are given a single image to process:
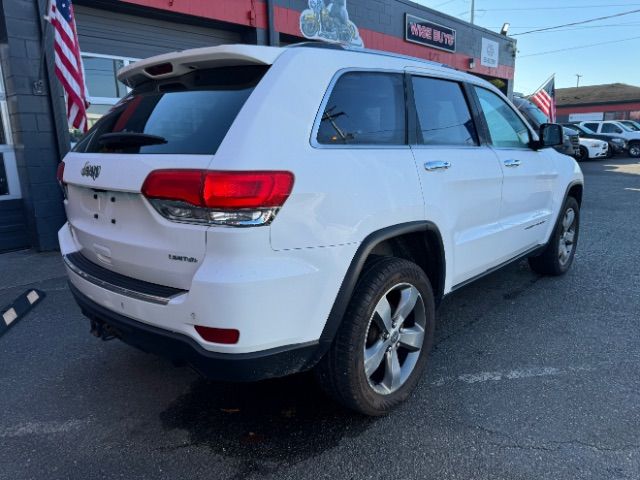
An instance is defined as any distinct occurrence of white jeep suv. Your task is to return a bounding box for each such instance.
[58,44,584,415]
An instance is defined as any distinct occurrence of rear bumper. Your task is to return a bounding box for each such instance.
[70,282,319,381]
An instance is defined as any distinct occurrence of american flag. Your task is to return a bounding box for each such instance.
[46,0,89,132]
[529,76,556,123]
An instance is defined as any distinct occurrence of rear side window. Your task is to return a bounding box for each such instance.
[74,66,268,155]
[411,76,478,146]
[317,72,406,146]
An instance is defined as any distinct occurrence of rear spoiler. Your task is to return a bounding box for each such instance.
[117,44,284,88]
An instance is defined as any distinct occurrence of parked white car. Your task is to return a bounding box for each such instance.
[58,44,584,415]
[576,137,609,161]
[579,120,640,157]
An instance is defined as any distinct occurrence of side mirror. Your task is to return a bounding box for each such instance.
[536,123,563,149]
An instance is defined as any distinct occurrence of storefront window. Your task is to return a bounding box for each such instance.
[70,53,138,144]
[0,63,20,199]
[84,57,127,99]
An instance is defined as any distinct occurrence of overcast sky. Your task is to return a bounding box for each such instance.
[413,0,640,94]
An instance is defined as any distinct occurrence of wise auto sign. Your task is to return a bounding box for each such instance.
[405,14,456,53]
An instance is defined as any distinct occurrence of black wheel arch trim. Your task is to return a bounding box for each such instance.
[311,221,445,365]
[544,180,583,248]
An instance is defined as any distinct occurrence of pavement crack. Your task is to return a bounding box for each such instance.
[502,276,542,300]
[550,439,640,453]
[0,275,68,293]
[433,312,488,350]
[456,421,640,454]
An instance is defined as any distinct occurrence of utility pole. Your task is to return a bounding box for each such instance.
[470,0,475,24]
[575,74,583,88]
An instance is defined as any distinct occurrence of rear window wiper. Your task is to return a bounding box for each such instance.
[98,132,168,147]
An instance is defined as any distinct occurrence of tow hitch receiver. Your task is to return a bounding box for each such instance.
[90,318,119,341]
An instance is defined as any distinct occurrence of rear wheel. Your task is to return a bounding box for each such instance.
[528,196,580,276]
[315,256,435,416]
[628,142,640,158]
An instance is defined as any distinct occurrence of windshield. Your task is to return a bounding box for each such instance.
[73,65,268,155]
[621,121,640,131]
[579,124,596,134]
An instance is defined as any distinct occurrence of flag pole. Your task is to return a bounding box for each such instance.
[36,0,54,93]
[531,73,555,96]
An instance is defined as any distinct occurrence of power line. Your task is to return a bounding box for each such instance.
[519,35,640,58]
[511,8,640,35]
[433,0,457,8]
[489,21,640,29]
[482,4,640,11]
[511,22,640,34]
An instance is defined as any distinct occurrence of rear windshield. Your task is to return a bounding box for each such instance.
[73,65,268,155]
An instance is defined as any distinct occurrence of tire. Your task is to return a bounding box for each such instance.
[606,143,614,158]
[628,142,640,158]
[315,256,435,416]
[528,196,580,276]
[576,146,589,162]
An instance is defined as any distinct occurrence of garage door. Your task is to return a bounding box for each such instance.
[75,6,242,59]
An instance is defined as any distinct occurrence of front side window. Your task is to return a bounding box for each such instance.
[602,123,623,134]
[317,72,406,146]
[74,66,268,155]
[411,76,478,147]
[475,87,531,149]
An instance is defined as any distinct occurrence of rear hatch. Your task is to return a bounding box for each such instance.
[62,55,274,290]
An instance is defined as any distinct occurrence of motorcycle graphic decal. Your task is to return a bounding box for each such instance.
[299,0,364,47]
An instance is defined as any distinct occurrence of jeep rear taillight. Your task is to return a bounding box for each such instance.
[141,170,294,227]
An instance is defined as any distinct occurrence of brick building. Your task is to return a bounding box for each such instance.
[0,0,517,252]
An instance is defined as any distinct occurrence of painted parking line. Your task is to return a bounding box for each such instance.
[0,289,46,339]
[431,365,596,387]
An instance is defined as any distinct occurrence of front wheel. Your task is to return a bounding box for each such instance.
[315,257,435,416]
[528,196,580,276]
[628,142,640,158]
[576,146,589,162]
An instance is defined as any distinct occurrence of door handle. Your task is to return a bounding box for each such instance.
[424,161,451,171]
[503,159,522,168]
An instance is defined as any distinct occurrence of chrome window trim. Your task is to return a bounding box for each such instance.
[63,254,184,305]
[310,68,410,150]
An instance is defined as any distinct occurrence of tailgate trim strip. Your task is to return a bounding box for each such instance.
[63,252,187,305]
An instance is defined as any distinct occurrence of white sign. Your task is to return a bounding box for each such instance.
[568,112,604,122]
[481,38,499,68]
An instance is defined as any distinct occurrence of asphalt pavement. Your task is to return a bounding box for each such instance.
[1,156,639,480]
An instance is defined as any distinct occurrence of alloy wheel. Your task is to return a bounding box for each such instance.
[363,283,426,395]
[558,207,577,266]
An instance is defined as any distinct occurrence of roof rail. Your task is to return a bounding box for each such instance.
[287,41,454,71]
[287,41,347,51]
[345,45,454,70]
